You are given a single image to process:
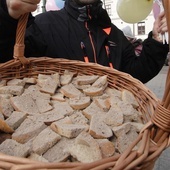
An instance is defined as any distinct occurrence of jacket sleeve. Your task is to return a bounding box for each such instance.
[0,0,35,63]
[24,14,48,58]
[0,0,19,62]
[121,31,169,83]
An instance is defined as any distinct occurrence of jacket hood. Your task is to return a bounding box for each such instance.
[64,0,111,28]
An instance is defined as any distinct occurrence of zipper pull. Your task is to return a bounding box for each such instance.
[105,45,113,69]
[81,42,89,63]
[105,45,110,56]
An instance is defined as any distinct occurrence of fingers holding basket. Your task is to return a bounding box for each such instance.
[6,0,40,19]
[152,11,168,43]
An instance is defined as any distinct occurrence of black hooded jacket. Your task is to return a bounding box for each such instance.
[0,0,169,83]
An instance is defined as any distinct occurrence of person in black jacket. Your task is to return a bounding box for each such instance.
[0,0,169,83]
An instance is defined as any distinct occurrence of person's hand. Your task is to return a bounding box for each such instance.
[6,0,40,19]
[152,11,168,43]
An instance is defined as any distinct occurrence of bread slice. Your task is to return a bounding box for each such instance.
[96,139,115,158]
[37,73,52,80]
[83,78,108,96]
[28,110,65,125]
[55,116,73,124]
[89,113,113,139]
[107,95,122,106]
[117,101,140,122]
[92,75,108,88]
[68,131,102,163]
[38,73,60,95]
[60,70,74,85]
[0,139,30,157]
[112,122,131,138]
[23,85,53,113]
[0,97,14,118]
[5,111,27,130]
[51,122,89,138]
[116,126,139,153]
[94,98,110,112]
[12,117,47,144]
[130,122,145,133]
[23,84,41,94]
[0,94,13,99]
[10,94,40,115]
[121,89,139,108]
[69,111,88,125]
[0,85,24,96]
[60,83,82,98]
[75,131,100,147]
[104,104,123,127]
[83,86,104,96]
[49,117,73,131]
[105,88,122,106]
[51,92,66,102]
[72,78,91,90]
[0,80,7,87]
[40,77,59,95]
[7,78,26,87]
[28,153,49,162]
[82,101,105,119]
[92,93,110,100]
[43,137,73,162]
[32,127,61,155]
[52,101,74,116]
[33,95,53,114]
[76,75,99,85]
[105,87,122,98]
[38,73,60,82]
[69,96,91,110]
[23,77,37,84]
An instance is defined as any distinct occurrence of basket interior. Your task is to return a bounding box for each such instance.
[0,57,158,124]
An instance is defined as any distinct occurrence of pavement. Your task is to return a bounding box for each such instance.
[145,66,170,170]
[145,66,169,100]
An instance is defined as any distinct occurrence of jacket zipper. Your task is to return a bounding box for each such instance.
[81,6,113,69]
[105,44,113,68]
[83,5,97,63]
[103,28,114,68]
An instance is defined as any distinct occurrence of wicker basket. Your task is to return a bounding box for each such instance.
[0,1,170,169]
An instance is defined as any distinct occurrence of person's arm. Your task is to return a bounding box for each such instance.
[121,33,168,83]
[120,11,169,83]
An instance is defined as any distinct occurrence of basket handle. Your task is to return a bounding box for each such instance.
[159,0,170,109]
[151,0,170,134]
[13,13,30,65]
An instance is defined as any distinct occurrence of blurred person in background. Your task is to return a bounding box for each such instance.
[122,26,143,56]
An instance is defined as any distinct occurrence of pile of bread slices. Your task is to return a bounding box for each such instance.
[0,70,144,163]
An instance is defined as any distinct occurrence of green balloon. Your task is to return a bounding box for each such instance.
[116,0,154,23]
